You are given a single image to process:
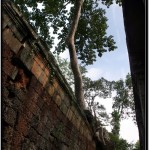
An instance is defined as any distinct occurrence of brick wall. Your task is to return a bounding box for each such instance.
[2,2,96,150]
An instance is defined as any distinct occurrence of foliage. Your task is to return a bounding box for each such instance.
[132,141,140,150]
[112,73,135,121]
[55,55,87,91]
[57,57,136,129]
[13,0,117,65]
[92,102,110,125]
[57,57,137,150]
[83,77,113,124]
[101,0,122,7]
[111,110,121,136]
[110,74,135,138]
[56,56,111,124]
[109,133,135,150]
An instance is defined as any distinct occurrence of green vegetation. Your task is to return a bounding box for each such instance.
[12,0,139,149]
[56,56,137,150]
[13,0,117,65]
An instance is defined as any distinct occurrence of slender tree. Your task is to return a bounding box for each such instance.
[13,0,117,109]
[66,0,85,108]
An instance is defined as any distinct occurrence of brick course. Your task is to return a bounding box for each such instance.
[2,2,96,150]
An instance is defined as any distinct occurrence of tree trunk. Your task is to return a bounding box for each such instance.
[122,0,145,149]
[66,0,85,109]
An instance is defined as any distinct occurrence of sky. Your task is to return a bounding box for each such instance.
[37,2,139,144]
[90,3,139,144]
[97,3,139,143]
[86,3,130,81]
[59,3,139,144]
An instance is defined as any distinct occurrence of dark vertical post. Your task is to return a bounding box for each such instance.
[122,0,145,149]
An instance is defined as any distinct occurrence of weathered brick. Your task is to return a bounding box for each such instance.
[37,97,44,110]
[80,126,84,135]
[15,88,27,102]
[2,41,14,60]
[45,119,52,130]
[53,78,59,89]
[37,135,46,149]
[60,103,68,115]
[66,109,73,121]
[71,106,76,115]
[41,89,51,104]
[16,115,29,136]
[26,86,39,101]
[10,66,18,80]
[3,28,22,54]
[42,127,50,140]
[47,85,55,97]
[72,114,77,127]
[54,95,62,107]
[76,117,81,130]
[64,96,70,107]
[3,21,8,30]
[2,142,11,150]
[2,87,9,99]
[2,12,11,29]
[31,60,42,79]
[2,4,98,149]
[30,114,40,129]
[20,47,34,71]
[3,58,16,77]
[34,54,45,70]
[22,138,37,150]
[28,102,39,117]
[44,67,50,77]
[29,76,43,94]
[11,131,24,149]
[8,22,27,42]
[41,114,49,126]
[45,141,52,150]
[3,107,16,126]
[28,127,40,143]
[3,126,14,143]
[38,70,48,87]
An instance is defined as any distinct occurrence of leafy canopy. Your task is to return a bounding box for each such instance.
[112,74,135,121]
[13,0,117,65]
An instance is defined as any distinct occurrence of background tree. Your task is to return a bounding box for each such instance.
[112,74,135,121]
[133,141,140,150]
[13,0,117,109]
[56,56,112,125]
[109,133,134,150]
[111,74,135,135]
[110,74,137,150]
[57,56,137,149]
[55,55,87,92]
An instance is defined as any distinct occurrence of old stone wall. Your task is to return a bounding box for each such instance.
[2,2,96,150]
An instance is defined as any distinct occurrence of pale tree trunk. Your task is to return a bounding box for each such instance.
[66,0,85,109]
